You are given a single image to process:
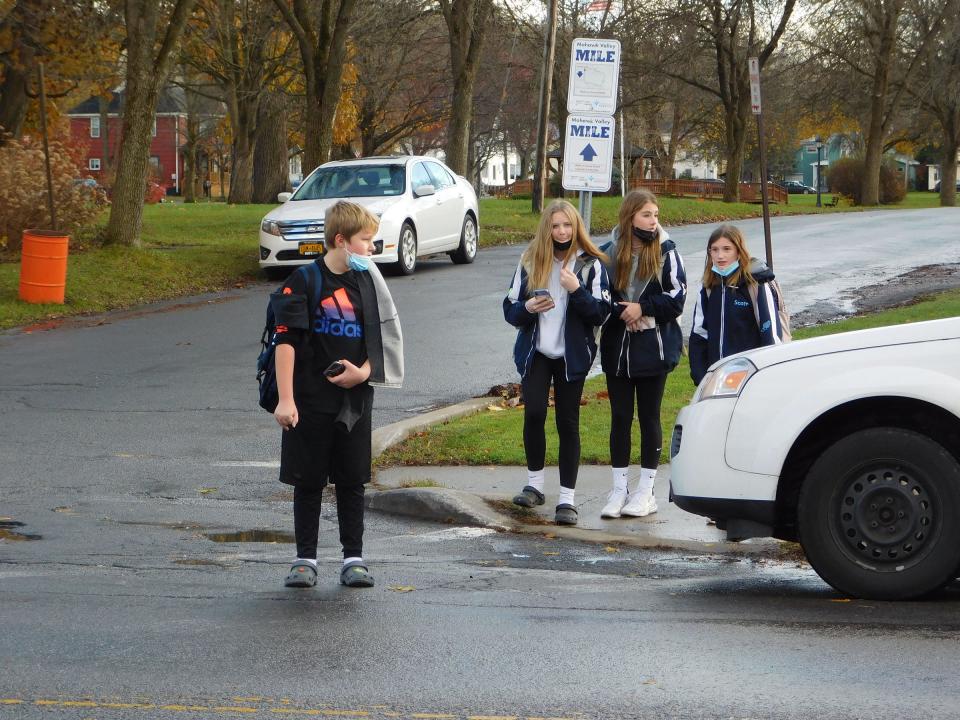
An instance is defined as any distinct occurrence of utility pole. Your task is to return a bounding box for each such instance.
[532,0,558,214]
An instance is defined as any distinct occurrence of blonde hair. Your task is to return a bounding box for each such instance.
[701,224,757,290]
[521,200,607,292]
[325,200,379,247]
[613,189,661,292]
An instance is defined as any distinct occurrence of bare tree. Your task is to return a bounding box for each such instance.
[272,0,356,173]
[104,0,199,246]
[650,0,796,201]
[438,0,494,175]
[902,0,958,206]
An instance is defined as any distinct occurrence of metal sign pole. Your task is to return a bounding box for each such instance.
[579,190,592,235]
[749,57,772,270]
[816,138,823,207]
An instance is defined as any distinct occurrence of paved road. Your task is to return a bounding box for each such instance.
[3,508,959,720]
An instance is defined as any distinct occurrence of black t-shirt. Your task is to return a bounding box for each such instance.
[275,258,370,413]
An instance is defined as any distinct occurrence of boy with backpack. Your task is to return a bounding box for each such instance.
[269,200,403,588]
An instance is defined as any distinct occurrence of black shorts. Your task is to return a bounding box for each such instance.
[279,405,372,488]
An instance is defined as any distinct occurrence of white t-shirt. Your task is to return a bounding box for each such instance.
[536,255,574,359]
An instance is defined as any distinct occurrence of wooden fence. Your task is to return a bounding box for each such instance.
[627,177,789,204]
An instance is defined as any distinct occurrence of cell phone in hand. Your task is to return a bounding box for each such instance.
[324,360,346,378]
[532,289,553,302]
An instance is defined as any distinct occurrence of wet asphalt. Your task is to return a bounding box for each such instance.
[2,208,960,718]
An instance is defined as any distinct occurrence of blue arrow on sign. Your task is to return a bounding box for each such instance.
[580,143,598,161]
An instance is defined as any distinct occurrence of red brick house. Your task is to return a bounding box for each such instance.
[68,87,188,194]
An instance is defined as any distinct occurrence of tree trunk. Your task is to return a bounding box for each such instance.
[253,92,289,204]
[940,124,958,207]
[104,75,159,246]
[182,113,198,203]
[860,4,899,206]
[228,127,255,204]
[441,0,493,176]
[0,57,30,140]
[723,100,749,202]
[103,0,198,246]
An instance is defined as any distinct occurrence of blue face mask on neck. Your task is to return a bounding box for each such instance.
[346,249,370,272]
[712,260,739,277]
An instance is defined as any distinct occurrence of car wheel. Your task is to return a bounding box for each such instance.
[798,427,960,600]
[392,222,417,276]
[450,214,478,264]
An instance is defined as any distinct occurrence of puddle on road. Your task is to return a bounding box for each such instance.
[0,521,41,541]
[204,529,295,543]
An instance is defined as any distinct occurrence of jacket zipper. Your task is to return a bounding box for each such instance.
[655,325,664,361]
[719,284,726,358]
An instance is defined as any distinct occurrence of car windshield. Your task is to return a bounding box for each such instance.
[292,165,406,200]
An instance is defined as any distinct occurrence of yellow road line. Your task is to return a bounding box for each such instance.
[0,699,25,705]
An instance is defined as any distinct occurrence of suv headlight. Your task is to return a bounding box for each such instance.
[696,357,757,401]
[261,219,280,236]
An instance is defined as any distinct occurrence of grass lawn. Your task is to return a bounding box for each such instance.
[0,192,947,330]
[375,286,960,468]
[0,203,270,330]
[477,191,943,246]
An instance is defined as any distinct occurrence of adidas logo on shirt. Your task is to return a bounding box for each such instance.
[315,288,363,338]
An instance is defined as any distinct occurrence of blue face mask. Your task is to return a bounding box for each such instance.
[346,249,370,272]
[712,260,739,277]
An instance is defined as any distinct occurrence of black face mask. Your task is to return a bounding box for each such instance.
[553,239,572,252]
[632,226,657,244]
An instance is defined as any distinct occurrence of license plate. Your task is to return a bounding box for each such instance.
[298,242,325,256]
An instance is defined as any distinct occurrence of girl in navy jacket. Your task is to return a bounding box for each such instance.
[503,200,611,526]
[598,189,686,520]
[689,224,785,386]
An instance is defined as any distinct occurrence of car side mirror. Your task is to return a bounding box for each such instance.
[277,192,292,203]
[413,184,435,198]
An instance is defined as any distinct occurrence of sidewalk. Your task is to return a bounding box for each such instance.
[369,400,786,557]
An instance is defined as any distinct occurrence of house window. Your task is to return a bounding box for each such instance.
[151,117,157,137]
[90,117,100,138]
[89,158,101,171]
[149,156,160,170]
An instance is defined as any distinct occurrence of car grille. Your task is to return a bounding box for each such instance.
[670,425,682,458]
[278,219,325,243]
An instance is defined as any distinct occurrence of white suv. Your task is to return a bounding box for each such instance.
[670,318,960,600]
[258,156,479,277]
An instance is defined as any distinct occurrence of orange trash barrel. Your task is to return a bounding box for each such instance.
[19,229,69,304]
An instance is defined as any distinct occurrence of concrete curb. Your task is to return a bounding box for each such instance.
[366,487,510,531]
[371,396,493,458]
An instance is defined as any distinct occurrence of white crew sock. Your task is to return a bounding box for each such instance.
[343,556,364,567]
[611,467,629,493]
[527,469,545,493]
[558,486,575,507]
[634,467,657,495]
[296,557,317,567]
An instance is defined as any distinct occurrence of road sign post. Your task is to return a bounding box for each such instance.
[564,38,621,232]
[750,56,773,270]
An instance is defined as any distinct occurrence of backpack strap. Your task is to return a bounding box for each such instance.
[300,260,323,322]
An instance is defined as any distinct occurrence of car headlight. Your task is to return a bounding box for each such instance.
[261,219,280,236]
[696,357,757,401]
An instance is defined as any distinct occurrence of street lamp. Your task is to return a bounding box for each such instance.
[816,136,822,208]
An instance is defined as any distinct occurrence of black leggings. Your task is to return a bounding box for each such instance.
[293,483,365,560]
[521,352,585,489]
[606,373,668,469]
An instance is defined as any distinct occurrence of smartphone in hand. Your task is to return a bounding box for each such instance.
[532,289,553,302]
[323,360,346,378]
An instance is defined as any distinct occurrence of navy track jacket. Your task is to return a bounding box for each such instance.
[503,252,612,381]
[688,258,785,385]
[598,234,687,378]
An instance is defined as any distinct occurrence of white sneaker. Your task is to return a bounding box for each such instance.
[621,491,658,517]
[600,488,628,518]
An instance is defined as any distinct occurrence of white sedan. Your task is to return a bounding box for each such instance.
[669,318,960,600]
[258,155,479,277]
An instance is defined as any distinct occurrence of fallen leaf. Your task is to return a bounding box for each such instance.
[830,598,851,603]
[543,551,559,556]
[604,545,620,553]
[198,488,218,495]
[486,404,504,412]
[543,532,556,539]
[388,585,415,593]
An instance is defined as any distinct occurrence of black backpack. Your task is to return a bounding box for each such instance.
[256,262,323,412]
